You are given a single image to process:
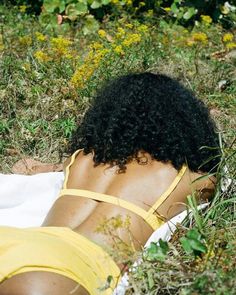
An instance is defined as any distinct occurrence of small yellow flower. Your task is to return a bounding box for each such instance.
[114,45,124,55]
[222,33,234,43]
[122,33,141,47]
[51,36,72,48]
[126,0,132,5]
[35,32,46,42]
[51,36,72,57]
[200,15,212,25]
[19,5,27,13]
[192,32,208,43]
[19,36,32,46]
[137,24,148,33]
[164,7,171,12]
[226,42,236,49]
[125,23,133,29]
[116,27,126,39]
[139,2,145,6]
[90,42,104,50]
[34,50,51,62]
[98,29,106,38]
[146,9,153,17]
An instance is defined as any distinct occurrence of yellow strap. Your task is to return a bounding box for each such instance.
[58,188,157,230]
[62,150,186,230]
[63,149,83,189]
[147,165,187,216]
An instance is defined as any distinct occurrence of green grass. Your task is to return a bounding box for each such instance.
[0,4,235,294]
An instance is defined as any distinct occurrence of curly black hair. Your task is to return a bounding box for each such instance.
[68,73,220,173]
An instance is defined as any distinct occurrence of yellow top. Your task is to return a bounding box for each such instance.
[58,149,187,230]
[0,226,120,295]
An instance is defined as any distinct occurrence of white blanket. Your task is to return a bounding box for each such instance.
[0,172,64,227]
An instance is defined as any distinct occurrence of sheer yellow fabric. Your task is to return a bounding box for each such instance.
[59,149,187,230]
[0,226,120,295]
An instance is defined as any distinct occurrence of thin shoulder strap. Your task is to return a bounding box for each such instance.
[63,149,83,189]
[58,188,162,230]
[147,165,187,216]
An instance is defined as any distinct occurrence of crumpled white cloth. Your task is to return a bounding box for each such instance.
[0,172,64,227]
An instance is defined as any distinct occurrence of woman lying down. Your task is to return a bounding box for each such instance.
[0,73,220,295]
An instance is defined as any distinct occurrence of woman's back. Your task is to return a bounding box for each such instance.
[43,149,214,249]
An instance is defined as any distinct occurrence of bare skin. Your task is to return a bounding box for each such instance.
[0,151,215,295]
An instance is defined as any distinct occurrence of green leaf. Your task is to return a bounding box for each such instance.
[147,270,154,289]
[102,0,111,5]
[183,7,197,20]
[65,2,88,17]
[146,241,169,261]
[180,229,208,256]
[170,3,179,14]
[82,15,99,35]
[159,239,169,254]
[180,237,193,253]
[91,1,101,9]
[39,12,58,27]
[186,228,201,240]
[43,0,65,13]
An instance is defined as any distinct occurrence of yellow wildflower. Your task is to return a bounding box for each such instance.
[125,23,133,29]
[164,7,171,12]
[111,0,119,4]
[200,15,212,25]
[146,9,154,17]
[19,36,32,46]
[35,32,46,42]
[122,33,141,47]
[34,50,51,62]
[114,45,124,55]
[139,2,145,6]
[51,36,72,56]
[19,5,27,13]
[116,27,126,39]
[137,24,148,33]
[71,64,94,88]
[98,29,106,38]
[126,0,132,5]
[110,215,123,229]
[90,42,104,50]
[51,36,72,48]
[192,32,208,43]
[71,48,109,89]
[226,42,236,49]
[222,33,234,43]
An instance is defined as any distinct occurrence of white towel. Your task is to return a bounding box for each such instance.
[0,172,64,227]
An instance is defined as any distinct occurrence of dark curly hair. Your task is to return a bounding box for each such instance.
[68,73,220,173]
